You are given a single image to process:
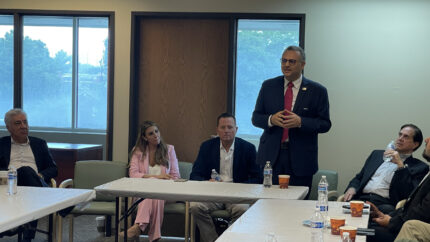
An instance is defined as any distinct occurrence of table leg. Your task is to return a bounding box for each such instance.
[48,214,53,242]
[124,197,128,242]
[185,201,190,242]
[115,197,119,242]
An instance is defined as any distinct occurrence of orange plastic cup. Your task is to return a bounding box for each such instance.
[330,216,346,235]
[350,201,364,217]
[278,175,290,189]
[339,226,357,242]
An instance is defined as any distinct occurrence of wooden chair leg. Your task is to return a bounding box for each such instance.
[57,215,63,242]
[68,215,74,242]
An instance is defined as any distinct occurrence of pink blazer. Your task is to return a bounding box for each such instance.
[129,144,180,179]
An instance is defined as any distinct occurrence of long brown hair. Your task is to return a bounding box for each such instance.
[131,121,169,168]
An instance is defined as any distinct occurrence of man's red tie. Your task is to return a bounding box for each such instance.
[281,81,294,142]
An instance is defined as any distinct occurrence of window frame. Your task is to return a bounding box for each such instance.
[0,9,115,160]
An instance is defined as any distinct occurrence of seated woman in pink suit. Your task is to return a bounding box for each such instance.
[121,121,180,241]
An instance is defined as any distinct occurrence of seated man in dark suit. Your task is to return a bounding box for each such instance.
[367,136,430,242]
[342,124,428,213]
[189,113,259,242]
[0,108,57,242]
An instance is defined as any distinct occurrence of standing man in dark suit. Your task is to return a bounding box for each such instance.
[343,124,428,213]
[190,113,259,242]
[0,108,57,242]
[367,136,430,242]
[252,45,331,194]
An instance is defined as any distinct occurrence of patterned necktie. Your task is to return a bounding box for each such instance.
[281,81,294,142]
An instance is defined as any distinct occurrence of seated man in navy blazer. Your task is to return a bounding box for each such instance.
[367,136,430,242]
[343,124,428,213]
[0,108,57,242]
[189,113,259,242]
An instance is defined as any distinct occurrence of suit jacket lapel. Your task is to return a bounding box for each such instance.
[275,76,285,111]
[232,138,239,182]
[4,137,11,168]
[214,138,221,172]
[293,77,308,113]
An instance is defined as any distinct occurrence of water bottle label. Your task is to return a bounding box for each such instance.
[318,185,327,192]
[318,205,328,212]
[264,169,272,175]
[311,221,324,228]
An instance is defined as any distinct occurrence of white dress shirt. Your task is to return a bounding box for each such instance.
[219,139,235,182]
[268,74,303,128]
[363,154,411,198]
[9,137,38,173]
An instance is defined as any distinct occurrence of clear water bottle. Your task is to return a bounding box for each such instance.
[317,175,329,228]
[383,140,395,162]
[341,231,352,242]
[263,161,272,188]
[7,166,17,195]
[211,169,220,181]
[317,176,329,213]
[310,207,324,242]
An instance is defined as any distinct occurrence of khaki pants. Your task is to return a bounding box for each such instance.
[189,202,249,242]
[395,220,430,242]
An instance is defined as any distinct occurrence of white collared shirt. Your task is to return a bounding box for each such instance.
[219,139,235,182]
[363,154,411,198]
[268,74,303,127]
[9,137,38,173]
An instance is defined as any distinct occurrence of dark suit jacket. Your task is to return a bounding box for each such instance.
[252,75,331,176]
[190,137,259,184]
[388,172,430,233]
[346,150,429,205]
[0,136,57,182]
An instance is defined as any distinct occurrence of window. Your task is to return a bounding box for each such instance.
[235,19,301,140]
[0,15,14,124]
[22,16,109,130]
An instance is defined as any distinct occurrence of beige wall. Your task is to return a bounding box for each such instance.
[2,0,430,193]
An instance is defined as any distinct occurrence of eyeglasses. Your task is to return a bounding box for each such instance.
[280,58,298,65]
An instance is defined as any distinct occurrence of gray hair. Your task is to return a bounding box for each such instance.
[4,108,27,126]
[284,45,306,62]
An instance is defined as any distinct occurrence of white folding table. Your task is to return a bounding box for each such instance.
[0,186,95,241]
[216,199,370,242]
[95,177,309,242]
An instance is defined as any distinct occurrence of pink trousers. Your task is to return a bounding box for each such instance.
[134,198,165,242]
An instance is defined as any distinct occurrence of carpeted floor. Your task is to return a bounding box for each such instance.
[0,215,184,242]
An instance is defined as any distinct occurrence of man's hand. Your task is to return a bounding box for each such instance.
[367,201,384,219]
[384,149,404,168]
[270,110,288,128]
[373,214,391,227]
[283,110,302,128]
[270,110,301,128]
[343,187,356,201]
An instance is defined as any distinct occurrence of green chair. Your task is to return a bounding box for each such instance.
[309,169,339,201]
[57,160,127,242]
[133,161,193,241]
[160,161,193,241]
